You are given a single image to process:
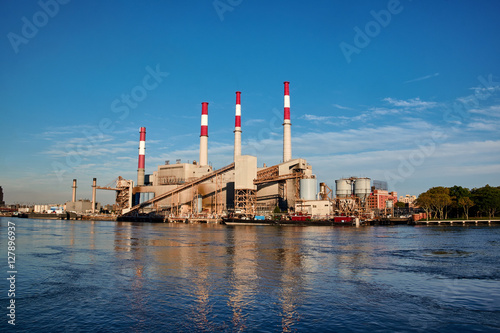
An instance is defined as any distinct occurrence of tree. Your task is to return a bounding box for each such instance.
[395,201,406,209]
[449,185,471,218]
[415,192,433,221]
[427,187,452,220]
[458,197,474,220]
[472,185,500,218]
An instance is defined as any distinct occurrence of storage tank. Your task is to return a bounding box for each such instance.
[336,179,352,198]
[300,178,317,201]
[197,194,203,213]
[354,178,371,200]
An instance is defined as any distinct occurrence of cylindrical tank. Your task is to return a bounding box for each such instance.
[197,195,203,213]
[354,178,371,200]
[300,178,317,201]
[336,179,352,198]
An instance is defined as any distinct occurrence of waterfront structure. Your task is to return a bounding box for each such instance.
[94,81,398,220]
[367,190,398,210]
[65,200,101,214]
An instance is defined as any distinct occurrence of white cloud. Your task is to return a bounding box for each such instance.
[383,97,438,110]
[467,120,499,132]
[332,103,352,110]
[470,105,500,117]
[244,119,266,126]
[301,114,334,122]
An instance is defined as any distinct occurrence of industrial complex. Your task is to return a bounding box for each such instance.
[67,81,400,223]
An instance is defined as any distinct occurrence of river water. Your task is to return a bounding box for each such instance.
[1,217,499,332]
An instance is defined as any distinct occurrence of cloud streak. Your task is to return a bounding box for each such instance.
[404,72,440,84]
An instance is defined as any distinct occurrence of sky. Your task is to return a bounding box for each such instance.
[1,0,499,205]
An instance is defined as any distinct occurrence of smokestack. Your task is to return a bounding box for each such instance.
[199,102,209,166]
[283,81,292,162]
[137,127,146,186]
[72,179,77,202]
[91,178,97,213]
[234,91,242,160]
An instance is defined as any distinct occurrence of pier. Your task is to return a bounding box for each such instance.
[414,219,500,226]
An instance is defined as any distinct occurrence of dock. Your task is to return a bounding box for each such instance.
[414,219,500,226]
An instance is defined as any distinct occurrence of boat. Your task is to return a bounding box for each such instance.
[222,215,277,226]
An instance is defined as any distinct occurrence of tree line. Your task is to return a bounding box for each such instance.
[415,185,500,220]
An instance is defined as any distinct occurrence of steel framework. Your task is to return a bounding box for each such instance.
[234,189,256,216]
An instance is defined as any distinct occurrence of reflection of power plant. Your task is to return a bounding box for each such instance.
[85,81,397,221]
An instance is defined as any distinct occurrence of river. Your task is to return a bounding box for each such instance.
[1,217,499,332]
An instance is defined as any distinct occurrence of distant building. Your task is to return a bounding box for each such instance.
[372,180,388,191]
[295,200,333,218]
[367,190,398,210]
[0,186,4,206]
[65,200,101,214]
[399,194,417,207]
[34,204,64,213]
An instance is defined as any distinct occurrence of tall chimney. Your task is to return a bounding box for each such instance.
[283,81,292,162]
[234,91,242,160]
[72,179,77,202]
[137,127,146,186]
[199,102,209,166]
[91,178,97,213]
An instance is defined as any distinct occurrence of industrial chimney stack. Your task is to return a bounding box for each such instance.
[91,178,97,213]
[137,127,146,186]
[199,102,209,166]
[283,81,292,162]
[234,91,242,160]
[72,179,77,202]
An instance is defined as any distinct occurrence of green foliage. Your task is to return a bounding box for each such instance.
[415,192,433,220]
[417,184,499,219]
[395,201,406,208]
[471,185,500,218]
[273,206,281,214]
[458,197,474,219]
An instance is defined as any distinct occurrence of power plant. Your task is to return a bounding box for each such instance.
[85,81,398,223]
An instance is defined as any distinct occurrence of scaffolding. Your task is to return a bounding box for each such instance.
[96,176,133,212]
[234,189,256,217]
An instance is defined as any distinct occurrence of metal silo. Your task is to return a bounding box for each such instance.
[300,178,317,201]
[335,179,352,198]
[354,178,371,200]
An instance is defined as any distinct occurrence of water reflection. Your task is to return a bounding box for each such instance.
[6,217,499,332]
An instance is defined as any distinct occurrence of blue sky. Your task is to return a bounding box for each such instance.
[1,0,499,205]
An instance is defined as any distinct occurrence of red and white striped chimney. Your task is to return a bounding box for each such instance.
[137,127,146,186]
[283,81,292,162]
[234,91,242,160]
[199,102,209,166]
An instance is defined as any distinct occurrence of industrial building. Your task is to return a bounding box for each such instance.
[64,178,101,214]
[85,81,396,221]
[0,186,4,206]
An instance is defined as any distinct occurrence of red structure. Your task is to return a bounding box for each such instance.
[137,127,146,186]
[199,102,209,166]
[283,81,292,162]
[367,190,398,209]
